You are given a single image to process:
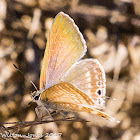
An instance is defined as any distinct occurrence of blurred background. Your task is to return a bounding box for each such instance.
[0,0,140,140]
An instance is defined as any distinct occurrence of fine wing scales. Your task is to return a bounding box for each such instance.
[62,59,106,109]
[41,82,115,122]
[39,12,87,90]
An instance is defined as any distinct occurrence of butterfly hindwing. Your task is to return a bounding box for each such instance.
[62,59,106,109]
[40,82,114,121]
[41,82,95,106]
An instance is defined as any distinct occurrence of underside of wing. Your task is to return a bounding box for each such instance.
[39,12,87,90]
[40,82,115,122]
[40,82,113,121]
[62,59,106,109]
[52,102,115,122]
[41,82,101,109]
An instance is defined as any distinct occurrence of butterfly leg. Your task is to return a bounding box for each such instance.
[44,107,54,120]
[59,111,68,118]
[58,111,76,120]
[50,110,58,116]
[35,106,53,120]
[49,110,67,118]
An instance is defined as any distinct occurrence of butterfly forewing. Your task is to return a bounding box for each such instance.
[39,12,87,90]
[62,59,106,109]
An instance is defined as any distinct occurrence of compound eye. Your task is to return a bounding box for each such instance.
[34,95,40,100]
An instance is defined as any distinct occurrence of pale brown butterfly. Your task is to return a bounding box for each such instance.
[32,12,119,123]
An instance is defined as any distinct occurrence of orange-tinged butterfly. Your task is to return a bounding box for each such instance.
[32,12,118,122]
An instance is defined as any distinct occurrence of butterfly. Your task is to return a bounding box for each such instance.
[32,12,118,122]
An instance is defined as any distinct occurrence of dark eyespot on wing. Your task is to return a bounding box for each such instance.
[97,89,101,95]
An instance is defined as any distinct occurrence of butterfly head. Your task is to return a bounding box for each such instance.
[31,90,42,101]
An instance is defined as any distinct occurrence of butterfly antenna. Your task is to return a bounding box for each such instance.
[105,96,116,101]
[28,91,38,106]
[13,64,38,91]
